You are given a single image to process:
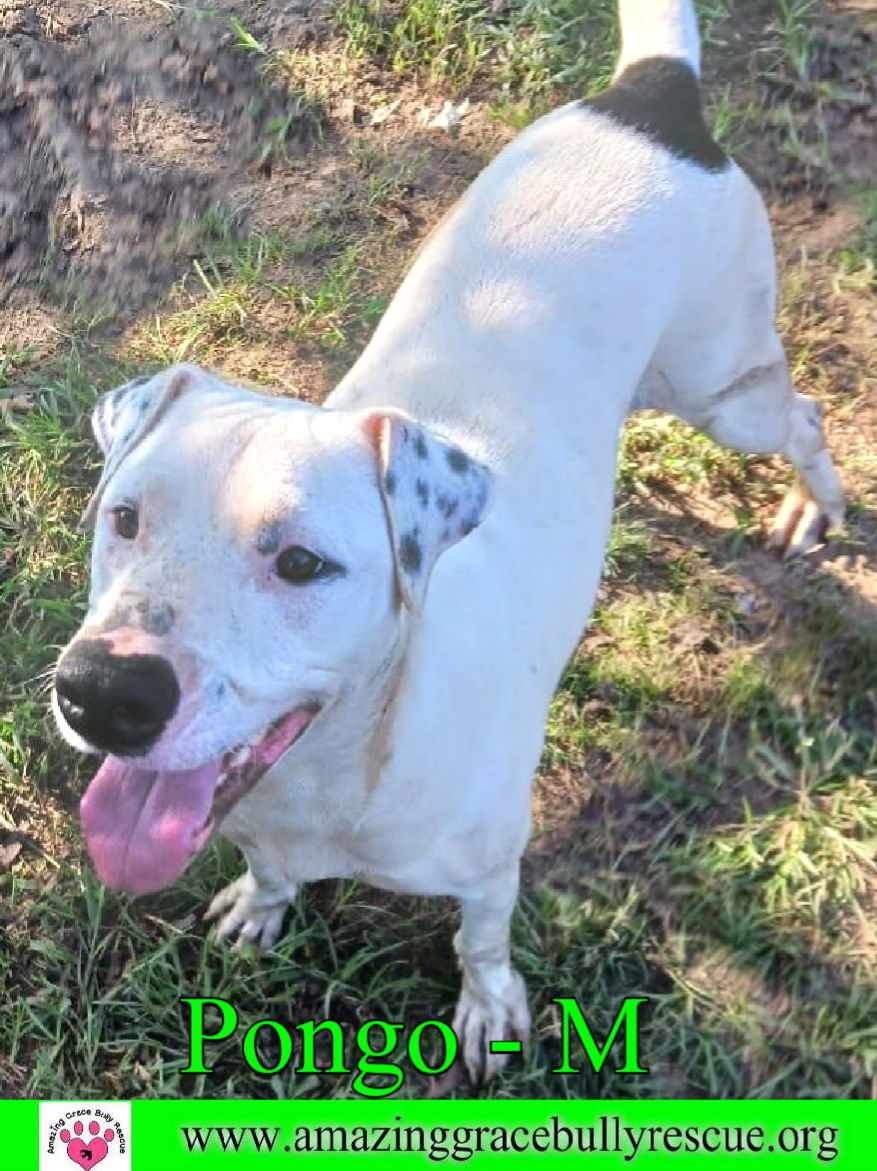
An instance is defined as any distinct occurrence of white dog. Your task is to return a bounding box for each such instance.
[54,0,844,1082]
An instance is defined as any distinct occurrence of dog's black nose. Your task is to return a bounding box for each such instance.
[54,638,180,755]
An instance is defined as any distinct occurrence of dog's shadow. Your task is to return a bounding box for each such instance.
[509,488,877,1098]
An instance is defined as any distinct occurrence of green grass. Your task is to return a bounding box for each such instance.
[3,0,877,1102]
[139,217,395,372]
[767,0,822,83]
[336,0,493,88]
[334,0,618,119]
[836,189,877,290]
[331,0,735,123]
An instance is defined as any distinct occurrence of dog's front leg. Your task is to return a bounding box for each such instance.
[452,865,530,1084]
[204,852,297,951]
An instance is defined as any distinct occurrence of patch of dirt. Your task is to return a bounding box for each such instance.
[801,8,877,185]
[712,0,877,193]
[0,0,324,312]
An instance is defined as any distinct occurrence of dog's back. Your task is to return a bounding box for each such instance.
[330,0,771,682]
[332,0,755,456]
[329,0,841,846]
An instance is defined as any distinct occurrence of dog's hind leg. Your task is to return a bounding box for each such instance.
[764,390,846,555]
[662,343,845,557]
[452,866,531,1083]
[698,356,844,556]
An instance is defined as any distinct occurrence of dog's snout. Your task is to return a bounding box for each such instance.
[54,638,180,755]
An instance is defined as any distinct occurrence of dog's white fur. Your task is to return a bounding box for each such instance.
[56,0,844,1081]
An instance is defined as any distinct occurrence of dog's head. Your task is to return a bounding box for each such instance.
[53,364,492,896]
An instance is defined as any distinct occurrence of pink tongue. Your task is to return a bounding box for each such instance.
[80,757,221,895]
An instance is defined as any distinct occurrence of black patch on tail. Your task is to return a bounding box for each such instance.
[582,57,728,172]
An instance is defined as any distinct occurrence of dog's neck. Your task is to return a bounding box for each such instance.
[363,620,414,791]
[293,608,414,797]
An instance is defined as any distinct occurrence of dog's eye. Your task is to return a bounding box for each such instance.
[275,545,326,583]
[112,505,139,540]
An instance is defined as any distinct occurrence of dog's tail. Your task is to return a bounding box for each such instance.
[615,0,701,77]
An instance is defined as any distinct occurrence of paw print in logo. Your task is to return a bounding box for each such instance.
[58,1120,116,1168]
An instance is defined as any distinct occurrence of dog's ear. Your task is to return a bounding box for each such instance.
[361,409,493,610]
[80,365,197,532]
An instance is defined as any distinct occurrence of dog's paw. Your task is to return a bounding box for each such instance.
[452,968,530,1084]
[204,871,293,951]
[767,485,844,558]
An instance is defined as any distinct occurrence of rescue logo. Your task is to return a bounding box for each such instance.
[40,1103,130,1171]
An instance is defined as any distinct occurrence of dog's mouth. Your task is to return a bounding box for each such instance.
[79,706,318,896]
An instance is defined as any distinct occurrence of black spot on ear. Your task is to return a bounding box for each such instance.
[129,376,150,389]
[413,433,429,460]
[399,531,423,574]
[460,519,476,537]
[436,493,459,519]
[384,470,398,496]
[446,447,470,474]
[415,479,430,507]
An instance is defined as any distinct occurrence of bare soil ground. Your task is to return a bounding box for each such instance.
[0,0,325,310]
[1,0,877,1101]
